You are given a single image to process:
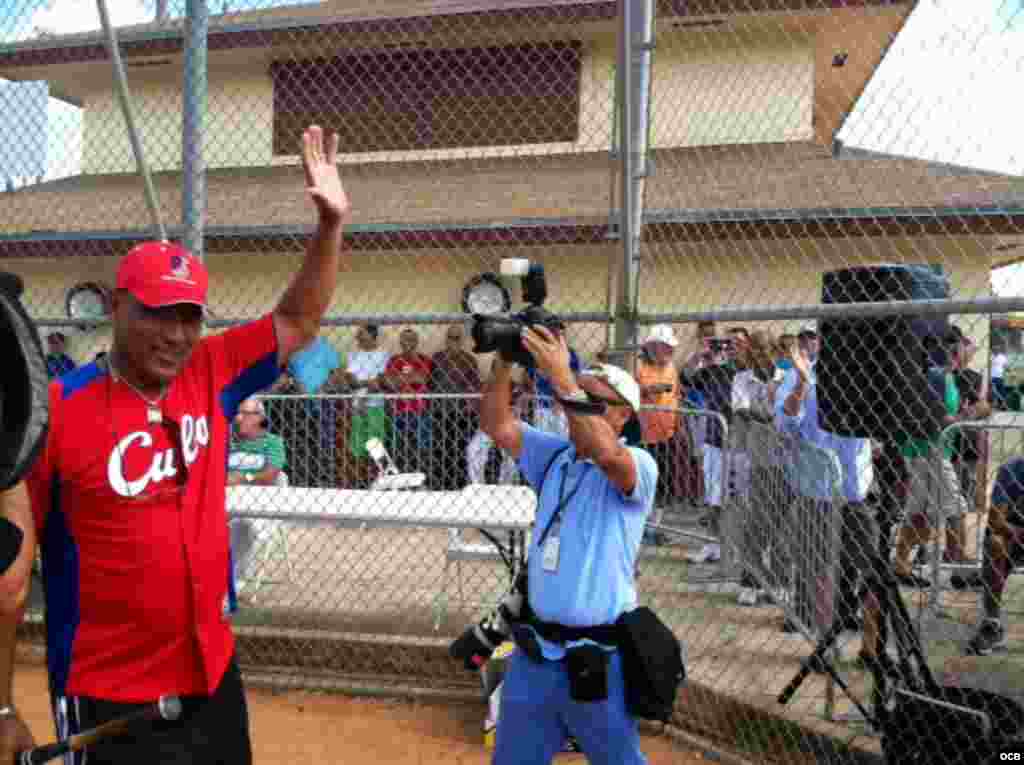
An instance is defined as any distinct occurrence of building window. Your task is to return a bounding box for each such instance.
[271,42,582,155]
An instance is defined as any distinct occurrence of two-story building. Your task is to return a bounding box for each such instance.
[0,0,1021,361]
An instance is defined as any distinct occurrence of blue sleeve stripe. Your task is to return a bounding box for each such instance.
[41,476,80,700]
[220,351,280,421]
[60,362,105,400]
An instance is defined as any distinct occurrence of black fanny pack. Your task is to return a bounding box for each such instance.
[515,608,686,721]
[616,607,686,722]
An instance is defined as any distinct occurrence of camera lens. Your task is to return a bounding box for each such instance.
[471,316,521,355]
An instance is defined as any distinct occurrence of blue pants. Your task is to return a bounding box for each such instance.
[493,648,646,765]
[992,378,1009,409]
[392,412,431,472]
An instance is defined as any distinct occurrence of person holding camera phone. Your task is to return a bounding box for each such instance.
[480,324,658,765]
[687,329,746,562]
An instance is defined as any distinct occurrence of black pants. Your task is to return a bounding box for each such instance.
[834,504,880,624]
[68,657,252,765]
[430,405,476,491]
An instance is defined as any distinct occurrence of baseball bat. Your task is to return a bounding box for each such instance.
[16,695,182,765]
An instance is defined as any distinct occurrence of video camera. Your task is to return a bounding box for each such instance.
[469,258,563,368]
[0,272,50,574]
[449,571,528,670]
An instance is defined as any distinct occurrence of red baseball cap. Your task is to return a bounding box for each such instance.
[116,241,208,309]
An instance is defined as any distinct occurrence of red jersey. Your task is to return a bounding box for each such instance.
[27,316,280,703]
[385,354,432,415]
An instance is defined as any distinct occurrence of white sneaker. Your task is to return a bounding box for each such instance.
[687,543,721,564]
[737,587,758,606]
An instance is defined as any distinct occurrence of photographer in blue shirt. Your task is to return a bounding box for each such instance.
[481,325,658,765]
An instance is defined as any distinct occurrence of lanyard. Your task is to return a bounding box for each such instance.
[536,459,590,548]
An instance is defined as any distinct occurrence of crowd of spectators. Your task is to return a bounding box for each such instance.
[37,317,1021,652]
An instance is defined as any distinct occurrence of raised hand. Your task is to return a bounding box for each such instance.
[521,326,573,390]
[789,343,813,382]
[301,125,351,226]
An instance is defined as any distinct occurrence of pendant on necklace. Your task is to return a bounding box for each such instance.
[147,407,163,425]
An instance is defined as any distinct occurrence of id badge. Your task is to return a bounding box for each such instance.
[542,519,561,572]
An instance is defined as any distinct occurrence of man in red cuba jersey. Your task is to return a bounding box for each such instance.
[0,126,350,764]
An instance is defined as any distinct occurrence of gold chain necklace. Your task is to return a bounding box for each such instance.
[108,356,167,424]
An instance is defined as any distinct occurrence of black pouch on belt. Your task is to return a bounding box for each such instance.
[511,624,544,664]
[566,644,609,703]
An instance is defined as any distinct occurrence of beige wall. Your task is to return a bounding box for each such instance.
[79,28,813,174]
[82,70,274,174]
[651,26,813,147]
[7,236,993,373]
[640,234,993,361]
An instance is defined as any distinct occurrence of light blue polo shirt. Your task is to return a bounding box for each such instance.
[774,367,872,503]
[516,424,658,660]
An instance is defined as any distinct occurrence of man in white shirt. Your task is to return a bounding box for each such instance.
[338,324,392,487]
[991,346,1009,409]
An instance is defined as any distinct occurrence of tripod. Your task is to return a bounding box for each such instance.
[777,546,1024,764]
[777,545,940,727]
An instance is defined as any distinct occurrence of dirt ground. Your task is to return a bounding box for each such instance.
[13,663,711,764]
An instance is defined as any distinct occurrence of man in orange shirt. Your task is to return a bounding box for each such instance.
[637,325,682,543]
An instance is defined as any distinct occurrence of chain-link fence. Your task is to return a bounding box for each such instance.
[5,0,1024,761]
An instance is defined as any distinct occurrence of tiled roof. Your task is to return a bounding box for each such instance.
[0,141,1020,257]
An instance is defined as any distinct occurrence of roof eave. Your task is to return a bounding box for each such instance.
[0,203,1019,258]
[0,0,913,68]
[832,138,1019,180]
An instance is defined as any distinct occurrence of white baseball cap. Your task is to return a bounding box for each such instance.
[643,324,678,348]
[582,363,641,414]
[240,396,266,416]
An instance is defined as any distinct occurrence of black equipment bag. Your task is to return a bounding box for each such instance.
[882,686,1024,765]
[0,272,49,490]
[616,606,685,722]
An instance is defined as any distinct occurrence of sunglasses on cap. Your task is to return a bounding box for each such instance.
[588,393,630,408]
[577,374,631,409]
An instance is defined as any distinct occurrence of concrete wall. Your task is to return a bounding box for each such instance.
[7,235,994,374]
[650,25,813,148]
[79,28,813,174]
[82,70,274,174]
[641,233,994,360]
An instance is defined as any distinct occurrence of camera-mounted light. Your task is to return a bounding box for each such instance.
[462,272,511,316]
[65,282,112,330]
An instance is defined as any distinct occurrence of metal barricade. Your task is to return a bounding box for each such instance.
[924,417,1024,628]
[637,407,730,571]
[731,417,845,639]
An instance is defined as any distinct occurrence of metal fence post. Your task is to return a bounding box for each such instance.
[182,0,208,260]
[614,0,654,368]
